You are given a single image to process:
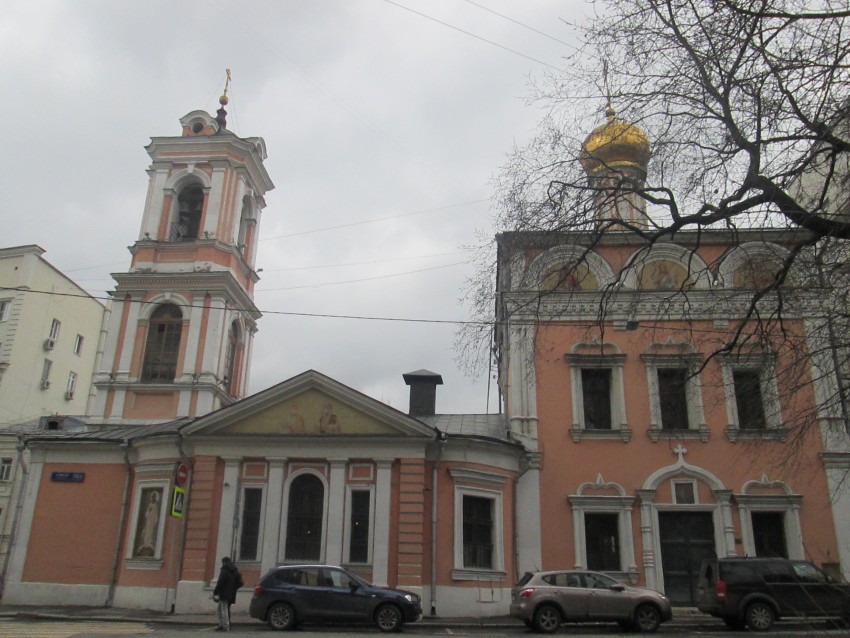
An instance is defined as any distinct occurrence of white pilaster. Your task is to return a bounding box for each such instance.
[214,459,241,563]
[324,460,347,566]
[261,459,286,574]
[372,461,393,586]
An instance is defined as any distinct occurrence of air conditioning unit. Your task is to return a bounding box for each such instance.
[64,391,74,400]
[41,379,51,389]
[43,338,55,351]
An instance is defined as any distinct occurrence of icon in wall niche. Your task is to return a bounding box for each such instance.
[133,487,163,557]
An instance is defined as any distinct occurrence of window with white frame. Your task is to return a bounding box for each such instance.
[238,486,264,561]
[73,334,84,355]
[0,458,13,481]
[49,318,60,340]
[0,300,10,322]
[40,359,52,389]
[566,349,630,441]
[736,477,803,559]
[672,479,697,504]
[584,513,621,571]
[345,487,374,564]
[642,350,708,440]
[720,354,783,440]
[65,372,77,400]
[284,473,325,562]
[568,478,637,580]
[450,468,507,580]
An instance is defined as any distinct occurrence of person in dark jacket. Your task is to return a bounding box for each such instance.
[213,556,243,631]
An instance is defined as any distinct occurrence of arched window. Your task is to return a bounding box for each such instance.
[285,474,324,561]
[172,185,204,240]
[224,321,239,396]
[141,304,183,382]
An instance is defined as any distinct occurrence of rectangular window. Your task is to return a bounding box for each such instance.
[49,319,61,340]
[584,513,621,571]
[582,369,612,429]
[239,487,263,561]
[0,458,13,482]
[733,369,767,429]
[74,334,84,355]
[349,490,371,564]
[658,368,690,430]
[65,372,78,399]
[0,300,10,322]
[462,495,493,569]
[752,511,788,558]
[41,359,52,388]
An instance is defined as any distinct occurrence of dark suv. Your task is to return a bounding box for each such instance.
[697,557,850,630]
[249,564,422,632]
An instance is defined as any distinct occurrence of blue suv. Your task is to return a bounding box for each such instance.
[249,564,422,632]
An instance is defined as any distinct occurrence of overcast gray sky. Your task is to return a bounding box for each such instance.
[1,0,588,414]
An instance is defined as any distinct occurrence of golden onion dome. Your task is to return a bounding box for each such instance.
[580,107,650,177]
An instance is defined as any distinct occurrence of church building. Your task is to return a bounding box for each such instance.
[0,95,846,618]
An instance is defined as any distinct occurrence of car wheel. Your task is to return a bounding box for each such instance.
[375,603,403,632]
[533,605,561,633]
[267,602,296,631]
[633,604,661,633]
[745,601,775,632]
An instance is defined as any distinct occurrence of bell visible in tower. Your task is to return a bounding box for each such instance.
[173,185,204,240]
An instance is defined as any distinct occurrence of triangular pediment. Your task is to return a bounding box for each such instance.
[182,370,435,439]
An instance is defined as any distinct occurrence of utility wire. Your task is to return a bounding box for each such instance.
[384,0,563,71]
[262,199,488,241]
[1,285,795,334]
[462,0,577,49]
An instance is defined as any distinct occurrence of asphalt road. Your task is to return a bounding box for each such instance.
[0,617,847,638]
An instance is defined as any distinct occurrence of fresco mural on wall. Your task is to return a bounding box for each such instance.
[219,389,402,436]
[639,259,691,290]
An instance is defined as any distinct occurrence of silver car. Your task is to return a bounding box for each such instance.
[510,570,673,633]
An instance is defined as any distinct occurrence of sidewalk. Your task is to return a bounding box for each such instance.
[0,604,719,629]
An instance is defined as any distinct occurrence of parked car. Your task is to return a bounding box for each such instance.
[509,570,673,633]
[249,564,422,632]
[697,557,850,631]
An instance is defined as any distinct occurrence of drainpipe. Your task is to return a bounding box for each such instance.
[430,430,447,616]
[106,439,133,607]
[0,438,31,597]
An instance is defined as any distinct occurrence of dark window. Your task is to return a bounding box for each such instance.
[463,495,493,569]
[349,491,370,563]
[239,487,263,561]
[141,304,183,382]
[752,512,788,558]
[733,369,767,429]
[285,474,324,561]
[173,186,204,240]
[224,322,239,396]
[585,513,621,571]
[658,368,690,429]
[582,369,612,429]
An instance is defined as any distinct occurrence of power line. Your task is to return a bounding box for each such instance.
[1,285,800,334]
[384,0,563,71]
[462,0,577,49]
[261,199,488,241]
[263,250,467,272]
[256,260,469,291]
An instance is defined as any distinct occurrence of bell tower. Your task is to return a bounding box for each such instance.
[91,88,275,422]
